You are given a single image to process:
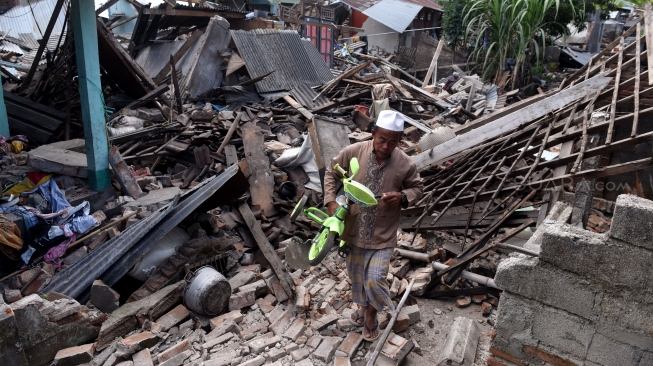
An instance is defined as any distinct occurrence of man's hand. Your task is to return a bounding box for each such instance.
[381,191,402,206]
[327,201,339,216]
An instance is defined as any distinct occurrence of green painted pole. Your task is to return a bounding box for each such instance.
[0,84,10,137]
[71,0,110,190]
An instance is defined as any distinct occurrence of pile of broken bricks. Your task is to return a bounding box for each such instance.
[44,248,427,366]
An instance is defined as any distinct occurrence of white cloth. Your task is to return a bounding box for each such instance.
[376,110,404,132]
[274,133,322,193]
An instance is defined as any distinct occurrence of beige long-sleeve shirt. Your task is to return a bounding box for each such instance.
[323,141,424,250]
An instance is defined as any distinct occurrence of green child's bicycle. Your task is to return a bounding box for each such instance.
[286,158,379,269]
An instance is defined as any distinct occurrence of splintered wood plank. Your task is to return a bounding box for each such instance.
[108,146,145,199]
[241,122,277,217]
[309,117,351,171]
[606,36,624,145]
[224,145,238,167]
[238,203,294,301]
[633,22,642,138]
[283,95,314,120]
[422,38,444,88]
[412,76,612,171]
[646,3,653,85]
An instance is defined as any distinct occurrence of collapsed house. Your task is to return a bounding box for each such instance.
[0,0,651,365]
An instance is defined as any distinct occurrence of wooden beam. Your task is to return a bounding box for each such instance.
[107,15,138,30]
[633,22,642,138]
[144,7,246,18]
[283,95,314,120]
[169,55,183,114]
[238,203,294,301]
[412,76,611,170]
[20,0,66,91]
[242,122,278,217]
[311,89,371,112]
[278,17,364,32]
[422,38,444,88]
[95,0,119,16]
[646,3,653,85]
[606,36,624,145]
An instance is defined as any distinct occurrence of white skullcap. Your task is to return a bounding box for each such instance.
[375,110,404,132]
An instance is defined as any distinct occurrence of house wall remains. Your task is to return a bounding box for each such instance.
[489,194,653,366]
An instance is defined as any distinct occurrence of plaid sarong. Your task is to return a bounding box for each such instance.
[346,246,394,312]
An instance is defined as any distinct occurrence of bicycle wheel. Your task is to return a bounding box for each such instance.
[308,229,336,266]
[290,196,308,222]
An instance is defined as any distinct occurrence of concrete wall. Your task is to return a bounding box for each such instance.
[358,18,400,54]
[490,194,653,366]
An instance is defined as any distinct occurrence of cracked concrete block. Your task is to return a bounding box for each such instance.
[495,256,603,320]
[610,194,653,251]
[586,332,643,366]
[539,223,653,290]
[0,302,28,366]
[437,316,479,366]
[96,281,185,350]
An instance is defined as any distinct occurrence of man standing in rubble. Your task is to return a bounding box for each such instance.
[323,110,424,341]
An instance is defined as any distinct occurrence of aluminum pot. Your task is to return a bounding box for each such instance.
[183,266,231,316]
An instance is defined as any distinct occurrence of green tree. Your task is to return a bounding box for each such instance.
[464,0,566,85]
[442,0,468,51]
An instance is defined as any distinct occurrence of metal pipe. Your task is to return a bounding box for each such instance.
[431,262,502,290]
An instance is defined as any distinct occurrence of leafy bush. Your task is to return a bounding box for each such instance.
[464,0,569,85]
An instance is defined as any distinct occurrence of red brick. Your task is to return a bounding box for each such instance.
[53,343,95,366]
[158,339,190,363]
[334,356,352,366]
[313,336,342,363]
[489,346,525,365]
[456,297,471,308]
[523,345,577,366]
[482,302,493,316]
[282,318,306,341]
[487,356,507,366]
[132,348,154,366]
[149,322,164,333]
[117,332,158,356]
[21,269,51,296]
[210,309,244,329]
[229,288,256,311]
[338,331,363,358]
[4,288,21,303]
[155,304,190,331]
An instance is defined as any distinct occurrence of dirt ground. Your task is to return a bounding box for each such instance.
[348,295,495,365]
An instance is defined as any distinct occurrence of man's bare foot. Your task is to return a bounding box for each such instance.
[363,306,380,341]
[350,306,366,326]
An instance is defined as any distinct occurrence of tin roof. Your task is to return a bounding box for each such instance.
[0,0,68,39]
[362,0,423,33]
[338,0,441,12]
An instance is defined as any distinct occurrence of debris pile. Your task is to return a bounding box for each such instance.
[0,1,652,365]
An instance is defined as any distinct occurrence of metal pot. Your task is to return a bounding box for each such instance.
[278,181,297,200]
[183,266,231,316]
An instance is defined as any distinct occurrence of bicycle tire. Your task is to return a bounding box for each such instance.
[289,196,308,222]
[308,230,336,266]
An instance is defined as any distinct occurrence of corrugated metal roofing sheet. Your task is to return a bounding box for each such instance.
[301,38,334,85]
[290,84,329,110]
[0,0,68,39]
[0,41,25,55]
[230,29,333,98]
[231,29,288,93]
[362,0,423,33]
[18,33,39,49]
[279,30,322,87]
[339,0,441,12]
